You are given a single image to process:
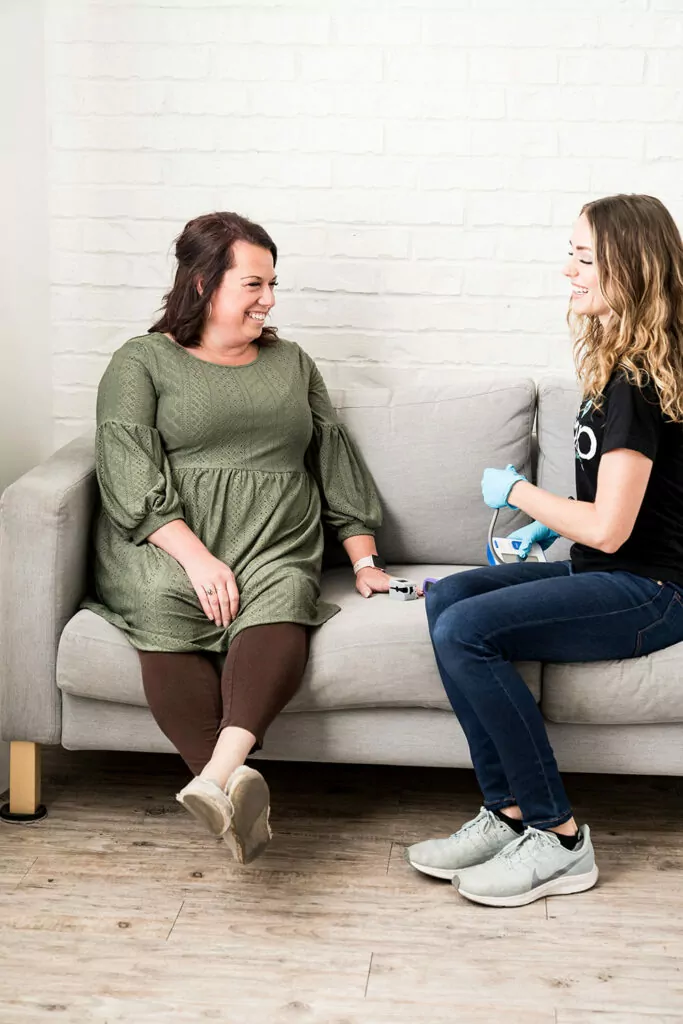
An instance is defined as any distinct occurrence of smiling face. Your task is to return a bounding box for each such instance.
[564,213,612,324]
[206,239,277,345]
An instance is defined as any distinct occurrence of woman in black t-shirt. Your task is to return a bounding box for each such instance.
[406,194,683,907]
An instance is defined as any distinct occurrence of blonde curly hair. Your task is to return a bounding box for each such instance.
[570,194,683,422]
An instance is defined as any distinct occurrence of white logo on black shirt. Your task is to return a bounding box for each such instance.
[574,399,597,464]
[575,425,597,461]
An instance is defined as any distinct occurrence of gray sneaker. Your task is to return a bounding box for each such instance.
[176,777,233,836]
[454,824,599,907]
[405,807,521,880]
[223,766,272,865]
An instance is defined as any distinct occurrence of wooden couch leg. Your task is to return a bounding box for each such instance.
[0,742,47,822]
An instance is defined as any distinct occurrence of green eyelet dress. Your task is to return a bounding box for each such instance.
[82,334,382,653]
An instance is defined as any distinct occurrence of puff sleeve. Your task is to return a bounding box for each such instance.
[95,346,184,545]
[305,358,382,542]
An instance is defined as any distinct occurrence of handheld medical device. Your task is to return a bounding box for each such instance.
[486,509,547,566]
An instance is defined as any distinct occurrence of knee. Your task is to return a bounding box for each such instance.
[428,573,491,626]
[431,602,486,662]
[425,573,477,630]
[426,575,464,628]
[425,585,445,628]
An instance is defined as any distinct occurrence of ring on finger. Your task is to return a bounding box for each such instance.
[205,585,216,596]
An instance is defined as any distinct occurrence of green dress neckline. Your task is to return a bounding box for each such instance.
[155,331,261,369]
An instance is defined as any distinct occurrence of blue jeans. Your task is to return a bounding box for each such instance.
[427,561,683,829]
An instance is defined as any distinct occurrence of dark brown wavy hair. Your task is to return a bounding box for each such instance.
[570,194,683,421]
[150,211,279,348]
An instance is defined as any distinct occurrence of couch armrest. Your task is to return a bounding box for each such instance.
[0,433,97,744]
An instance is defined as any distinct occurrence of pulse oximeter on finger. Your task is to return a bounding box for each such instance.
[388,577,418,601]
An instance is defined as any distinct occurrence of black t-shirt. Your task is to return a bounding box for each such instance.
[570,373,683,584]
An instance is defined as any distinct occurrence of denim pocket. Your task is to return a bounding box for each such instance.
[634,590,683,657]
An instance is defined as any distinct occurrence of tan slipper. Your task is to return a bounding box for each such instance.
[224,766,272,864]
[176,777,233,837]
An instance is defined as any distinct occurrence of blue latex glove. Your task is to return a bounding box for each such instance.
[481,464,527,509]
[507,521,560,560]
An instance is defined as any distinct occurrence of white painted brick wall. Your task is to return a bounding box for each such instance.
[44,0,683,448]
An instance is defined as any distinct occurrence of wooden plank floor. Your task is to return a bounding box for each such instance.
[1,750,682,1023]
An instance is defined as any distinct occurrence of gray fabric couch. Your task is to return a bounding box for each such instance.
[3,370,683,817]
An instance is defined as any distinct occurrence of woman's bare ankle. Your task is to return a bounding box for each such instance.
[548,816,578,836]
[500,804,523,820]
[197,727,256,790]
[198,761,233,790]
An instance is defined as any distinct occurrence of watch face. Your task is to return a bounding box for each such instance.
[372,555,386,570]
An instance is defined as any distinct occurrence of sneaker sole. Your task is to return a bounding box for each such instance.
[176,790,230,837]
[224,770,272,865]
[404,851,458,881]
[458,865,599,908]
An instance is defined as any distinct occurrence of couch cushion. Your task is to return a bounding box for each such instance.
[290,566,541,711]
[57,565,541,712]
[536,374,581,496]
[542,646,683,725]
[535,374,581,562]
[329,376,535,564]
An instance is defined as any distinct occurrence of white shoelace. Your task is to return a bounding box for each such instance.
[492,826,558,865]
[449,807,498,840]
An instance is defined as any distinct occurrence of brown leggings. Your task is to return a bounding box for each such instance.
[138,623,309,775]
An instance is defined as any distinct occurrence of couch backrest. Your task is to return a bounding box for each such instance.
[327,374,536,564]
[536,374,582,561]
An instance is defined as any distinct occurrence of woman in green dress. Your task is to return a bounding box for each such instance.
[87,212,387,863]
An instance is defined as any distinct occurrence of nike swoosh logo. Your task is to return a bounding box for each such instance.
[531,853,591,889]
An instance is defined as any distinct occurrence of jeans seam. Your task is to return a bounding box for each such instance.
[634,591,680,657]
[471,587,667,647]
[485,796,517,811]
[483,651,562,821]
[526,809,574,829]
[433,647,512,806]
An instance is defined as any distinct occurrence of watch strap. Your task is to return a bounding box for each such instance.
[353,555,385,575]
